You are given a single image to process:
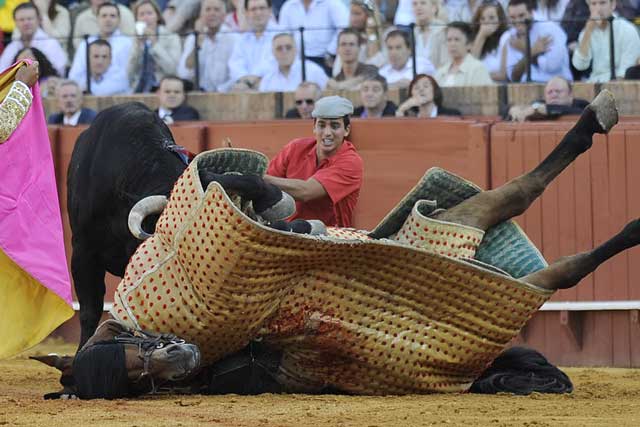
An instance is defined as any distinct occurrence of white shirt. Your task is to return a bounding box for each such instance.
[177,29,237,92]
[379,57,435,85]
[0,28,67,76]
[278,0,349,57]
[572,17,640,82]
[481,47,502,77]
[79,65,131,96]
[533,0,570,23]
[63,110,82,126]
[228,21,281,82]
[68,30,133,86]
[498,21,573,82]
[258,59,328,92]
[435,54,494,87]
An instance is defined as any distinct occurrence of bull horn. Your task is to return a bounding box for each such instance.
[128,195,168,240]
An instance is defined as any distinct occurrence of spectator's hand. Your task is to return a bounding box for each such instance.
[508,105,533,122]
[509,34,526,53]
[16,62,39,87]
[326,78,339,90]
[222,137,233,148]
[532,36,552,57]
[478,22,498,38]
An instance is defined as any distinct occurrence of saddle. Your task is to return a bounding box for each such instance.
[111,149,552,394]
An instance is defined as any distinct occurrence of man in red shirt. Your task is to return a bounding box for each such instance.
[265,96,364,227]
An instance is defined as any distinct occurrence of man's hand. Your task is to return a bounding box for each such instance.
[16,62,39,87]
[531,35,552,58]
[509,105,534,122]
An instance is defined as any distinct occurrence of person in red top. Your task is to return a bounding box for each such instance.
[265,95,364,227]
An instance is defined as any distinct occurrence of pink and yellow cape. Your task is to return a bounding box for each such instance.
[0,62,73,358]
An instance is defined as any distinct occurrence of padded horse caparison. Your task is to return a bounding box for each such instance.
[111,148,553,394]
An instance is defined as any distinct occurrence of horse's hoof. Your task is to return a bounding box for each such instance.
[588,89,618,133]
[258,191,295,222]
[306,220,327,235]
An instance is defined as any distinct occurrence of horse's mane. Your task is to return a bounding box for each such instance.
[469,346,573,395]
[73,341,133,399]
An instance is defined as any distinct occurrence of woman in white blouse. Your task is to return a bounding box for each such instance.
[128,0,182,93]
[470,1,509,82]
[435,21,493,86]
[412,0,450,70]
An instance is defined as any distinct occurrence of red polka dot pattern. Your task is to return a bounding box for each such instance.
[111,155,553,395]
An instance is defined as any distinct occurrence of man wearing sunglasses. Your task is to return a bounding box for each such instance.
[284,81,322,119]
[265,96,364,227]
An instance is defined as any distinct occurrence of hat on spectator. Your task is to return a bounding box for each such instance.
[311,96,354,118]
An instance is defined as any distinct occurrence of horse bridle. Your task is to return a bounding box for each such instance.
[114,330,186,394]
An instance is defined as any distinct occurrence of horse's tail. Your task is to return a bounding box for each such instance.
[469,346,573,395]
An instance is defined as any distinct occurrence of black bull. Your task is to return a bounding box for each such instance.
[68,102,188,349]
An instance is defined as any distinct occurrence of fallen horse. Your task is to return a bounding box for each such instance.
[39,90,636,398]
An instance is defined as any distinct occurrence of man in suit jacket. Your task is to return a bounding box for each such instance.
[47,80,97,126]
[155,76,200,124]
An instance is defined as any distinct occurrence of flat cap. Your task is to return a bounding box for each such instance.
[311,96,354,118]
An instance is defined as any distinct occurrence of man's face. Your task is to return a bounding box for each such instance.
[588,0,615,28]
[158,79,186,109]
[386,35,411,70]
[337,33,360,64]
[57,84,82,115]
[544,78,573,105]
[294,86,318,119]
[246,0,271,32]
[200,0,226,30]
[349,4,367,30]
[89,44,111,77]
[360,80,386,109]
[412,0,436,24]
[446,27,469,60]
[98,6,120,36]
[273,35,296,67]
[508,4,531,36]
[15,9,38,38]
[314,118,350,158]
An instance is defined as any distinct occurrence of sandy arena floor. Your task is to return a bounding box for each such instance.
[2,339,640,427]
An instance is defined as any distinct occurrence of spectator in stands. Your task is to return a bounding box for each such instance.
[0,3,67,76]
[379,29,435,88]
[353,73,397,117]
[572,0,640,82]
[229,0,280,92]
[164,0,200,33]
[48,79,98,126]
[471,1,509,82]
[155,75,200,124]
[128,0,181,93]
[69,2,133,86]
[0,0,26,34]
[13,46,60,96]
[326,28,378,91]
[74,0,135,48]
[506,75,588,121]
[499,0,573,82]
[532,0,570,21]
[284,81,322,118]
[278,0,349,73]
[177,0,236,92]
[329,0,386,75]
[78,39,130,95]
[396,73,461,117]
[413,0,449,70]
[436,21,493,86]
[224,0,249,31]
[259,33,329,92]
[265,96,364,227]
[11,1,71,52]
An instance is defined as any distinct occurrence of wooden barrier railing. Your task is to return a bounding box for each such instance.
[41,81,640,122]
[49,118,640,366]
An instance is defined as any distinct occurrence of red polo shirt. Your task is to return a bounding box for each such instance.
[267,137,364,227]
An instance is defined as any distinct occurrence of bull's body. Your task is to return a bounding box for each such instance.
[67,102,187,347]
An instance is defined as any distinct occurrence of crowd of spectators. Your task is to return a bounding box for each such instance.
[0,0,639,124]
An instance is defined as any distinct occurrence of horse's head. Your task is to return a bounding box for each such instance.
[33,320,201,399]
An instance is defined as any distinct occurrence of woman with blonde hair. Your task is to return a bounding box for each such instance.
[128,0,182,93]
[412,0,449,70]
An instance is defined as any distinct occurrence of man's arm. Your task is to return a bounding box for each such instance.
[572,21,596,71]
[263,175,328,202]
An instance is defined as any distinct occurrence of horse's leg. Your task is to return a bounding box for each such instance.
[434,90,617,231]
[198,172,293,220]
[522,219,640,290]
